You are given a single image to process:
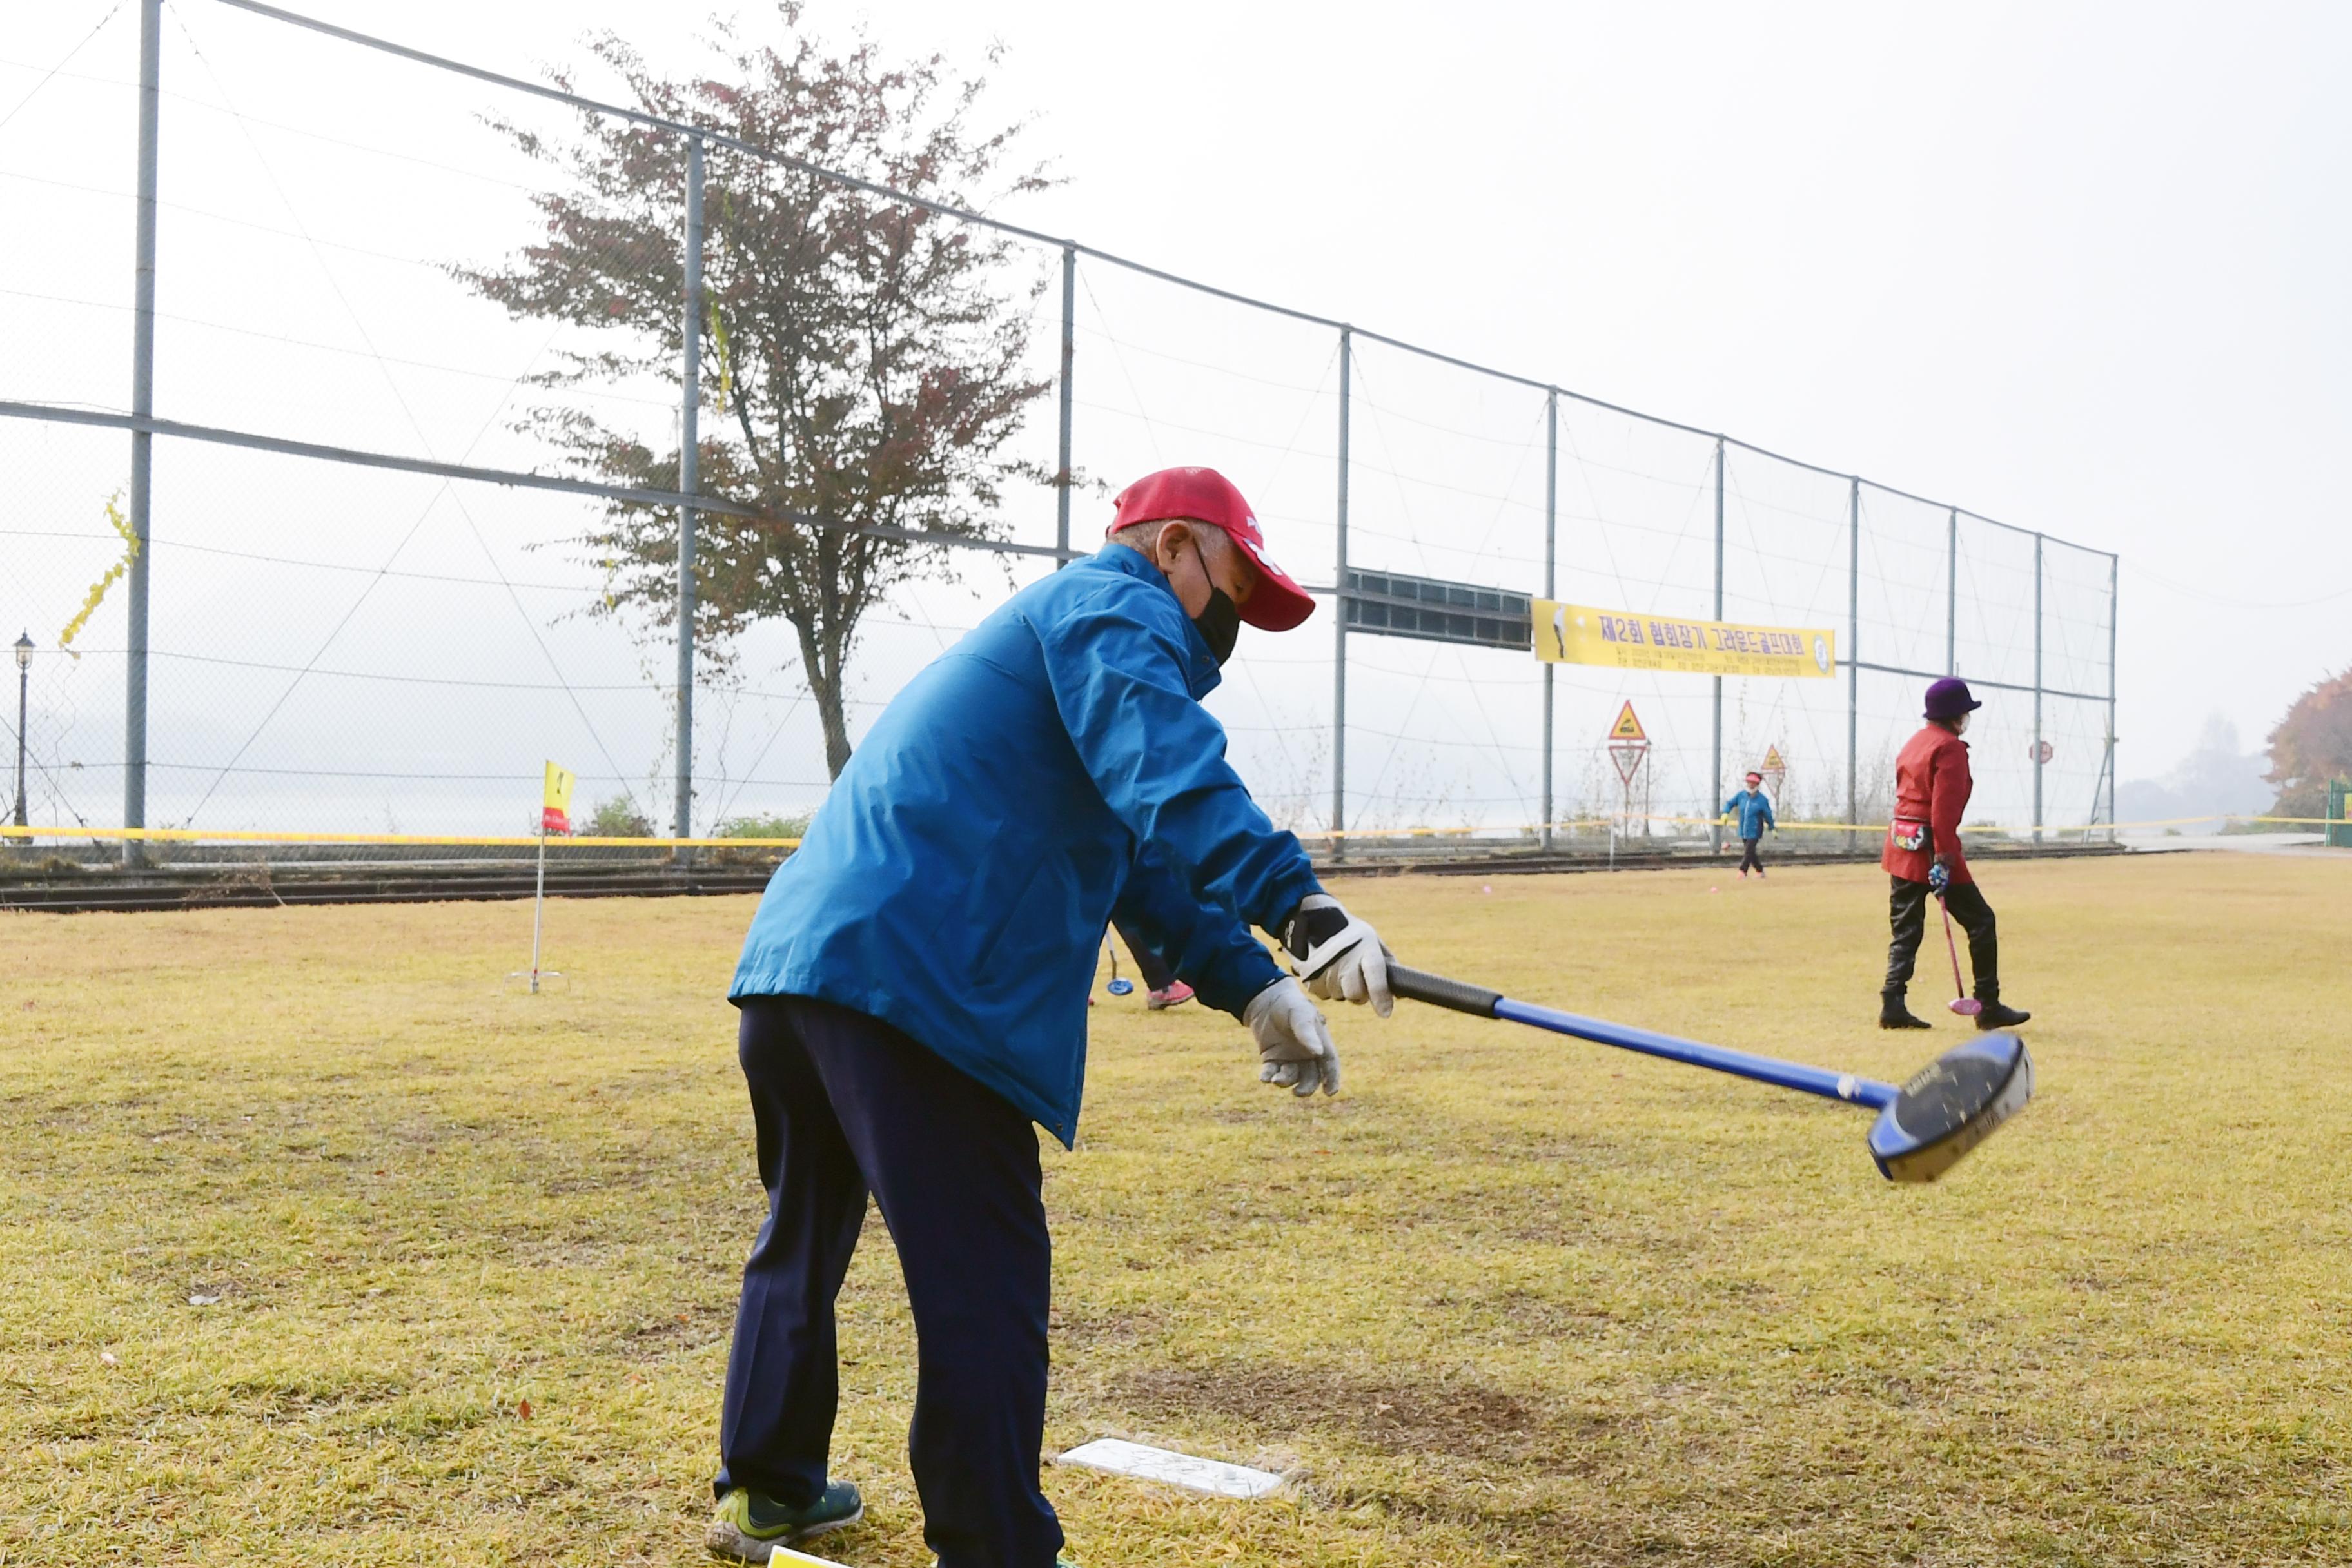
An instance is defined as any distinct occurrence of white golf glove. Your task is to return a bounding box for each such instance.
[1243,977,1341,1097]
[1280,893,1393,1016]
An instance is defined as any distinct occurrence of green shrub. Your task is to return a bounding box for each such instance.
[580,797,656,838]
[714,811,811,841]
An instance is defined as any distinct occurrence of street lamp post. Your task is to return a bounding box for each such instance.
[12,632,30,829]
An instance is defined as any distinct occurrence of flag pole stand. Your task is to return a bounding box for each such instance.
[529,827,546,994]
[509,760,573,993]
[508,825,566,993]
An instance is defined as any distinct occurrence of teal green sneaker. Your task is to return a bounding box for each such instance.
[707,1481,864,1562]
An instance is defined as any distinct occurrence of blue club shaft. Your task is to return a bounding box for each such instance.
[1389,965,1898,1111]
[1492,997,1897,1110]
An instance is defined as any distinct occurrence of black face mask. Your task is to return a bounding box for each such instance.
[1191,587,1240,666]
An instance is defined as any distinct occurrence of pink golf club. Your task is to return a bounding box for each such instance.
[1939,891,1983,1017]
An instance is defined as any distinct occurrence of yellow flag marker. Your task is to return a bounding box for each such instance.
[542,761,576,835]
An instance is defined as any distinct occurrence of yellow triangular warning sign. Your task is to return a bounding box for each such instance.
[1608,701,1646,742]
[1762,745,1784,771]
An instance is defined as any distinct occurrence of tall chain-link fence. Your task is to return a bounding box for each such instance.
[2,0,2116,862]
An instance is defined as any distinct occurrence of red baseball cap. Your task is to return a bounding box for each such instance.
[1108,466,1316,632]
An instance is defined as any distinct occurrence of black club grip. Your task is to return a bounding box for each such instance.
[1387,965,1504,1018]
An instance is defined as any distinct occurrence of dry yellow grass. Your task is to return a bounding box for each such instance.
[5,850,2351,1566]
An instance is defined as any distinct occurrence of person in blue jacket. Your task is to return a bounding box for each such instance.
[1723,769,1777,877]
[706,466,1396,1568]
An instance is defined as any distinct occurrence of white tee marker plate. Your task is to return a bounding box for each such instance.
[1056,1438,1284,1500]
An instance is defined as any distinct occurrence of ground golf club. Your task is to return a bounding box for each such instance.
[1939,893,1985,1017]
[1388,965,2034,1182]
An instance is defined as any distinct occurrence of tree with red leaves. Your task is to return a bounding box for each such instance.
[462,6,1050,787]
[2265,667,2352,819]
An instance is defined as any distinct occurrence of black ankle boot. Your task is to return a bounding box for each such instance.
[1974,988,2030,1030]
[1879,987,1932,1029]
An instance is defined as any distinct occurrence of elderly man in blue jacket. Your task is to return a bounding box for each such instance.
[707,467,1393,1568]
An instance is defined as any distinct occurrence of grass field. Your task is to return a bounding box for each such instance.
[6,851,2352,1566]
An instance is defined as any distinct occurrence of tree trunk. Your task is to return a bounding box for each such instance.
[818,683,854,780]
[791,611,856,781]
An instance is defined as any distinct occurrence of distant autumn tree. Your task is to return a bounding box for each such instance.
[461,6,1050,783]
[2264,667,2352,818]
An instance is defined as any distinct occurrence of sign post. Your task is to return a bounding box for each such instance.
[1605,702,1650,866]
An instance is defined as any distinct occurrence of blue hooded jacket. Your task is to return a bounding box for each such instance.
[1722,788,1776,839]
[730,545,1324,1146]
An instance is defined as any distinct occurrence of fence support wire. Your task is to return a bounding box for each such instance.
[674,134,703,844]
[0,406,1081,562]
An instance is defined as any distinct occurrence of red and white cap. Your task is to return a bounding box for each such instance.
[1108,466,1316,632]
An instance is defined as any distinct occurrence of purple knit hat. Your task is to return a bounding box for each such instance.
[1924,677,1983,720]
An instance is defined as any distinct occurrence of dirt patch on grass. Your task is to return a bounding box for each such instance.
[1052,1304,1164,1351]
[1113,1363,1601,1462]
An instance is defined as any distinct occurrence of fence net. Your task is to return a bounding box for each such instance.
[1,1,2116,858]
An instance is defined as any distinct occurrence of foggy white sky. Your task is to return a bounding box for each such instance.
[211,0,2352,774]
[883,0,2352,781]
[9,0,2347,803]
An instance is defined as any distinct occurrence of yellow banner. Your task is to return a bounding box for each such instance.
[1534,601,1838,679]
[542,761,577,814]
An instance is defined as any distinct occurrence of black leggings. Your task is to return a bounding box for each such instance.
[1885,876,1999,997]
[1112,921,1178,992]
[1738,837,1764,874]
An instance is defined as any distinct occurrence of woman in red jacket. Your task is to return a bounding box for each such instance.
[1879,678,2032,1030]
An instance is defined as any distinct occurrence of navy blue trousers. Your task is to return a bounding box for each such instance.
[716,994,1064,1568]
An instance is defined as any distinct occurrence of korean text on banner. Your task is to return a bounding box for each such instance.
[1535,600,1838,680]
[541,761,577,835]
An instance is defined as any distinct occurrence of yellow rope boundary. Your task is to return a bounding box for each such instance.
[1,816,2340,847]
[0,827,801,847]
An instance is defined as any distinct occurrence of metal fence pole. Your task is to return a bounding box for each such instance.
[14,642,30,828]
[1710,435,1723,853]
[1055,244,1075,567]
[1332,326,1351,859]
[1542,387,1556,850]
[124,0,161,863]
[1946,507,1957,676]
[1847,477,1860,852]
[674,134,703,846]
[2033,532,2045,845]
[2106,553,2119,838]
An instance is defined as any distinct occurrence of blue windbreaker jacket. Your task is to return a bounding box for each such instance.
[730,545,1323,1146]
[1722,789,1776,839]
